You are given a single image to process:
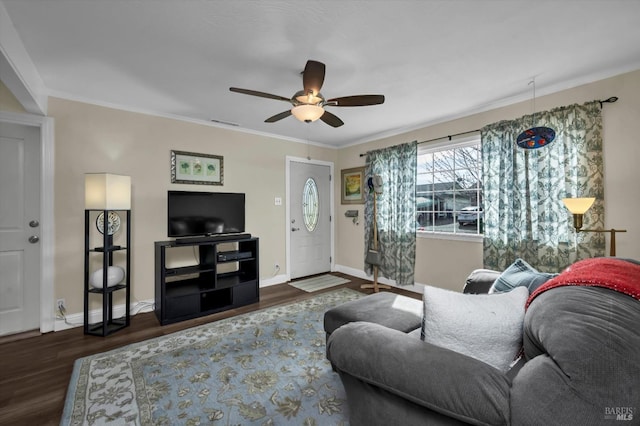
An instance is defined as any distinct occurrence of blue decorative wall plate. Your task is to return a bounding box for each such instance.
[516,126,556,149]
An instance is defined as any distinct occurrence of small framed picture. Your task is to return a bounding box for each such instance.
[341,166,366,204]
[171,150,223,185]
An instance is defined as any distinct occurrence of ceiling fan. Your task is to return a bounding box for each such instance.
[229,60,385,128]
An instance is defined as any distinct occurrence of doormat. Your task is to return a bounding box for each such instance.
[289,274,350,292]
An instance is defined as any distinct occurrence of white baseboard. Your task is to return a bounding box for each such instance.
[259,273,288,287]
[52,274,291,332]
[54,299,155,332]
[53,269,419,332]
[53,275,291,333]
[334,264,424,294]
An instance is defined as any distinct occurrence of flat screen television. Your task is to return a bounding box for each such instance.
[168,190,245,238]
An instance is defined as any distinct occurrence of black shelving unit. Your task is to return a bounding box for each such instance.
[84,209,131,336]
[154,236,259,325]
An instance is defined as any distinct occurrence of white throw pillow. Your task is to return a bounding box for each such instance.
[421,285,528,372]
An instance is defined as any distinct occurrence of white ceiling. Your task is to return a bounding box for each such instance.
[3,0,640,147]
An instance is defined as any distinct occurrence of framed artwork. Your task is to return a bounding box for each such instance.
[171,150,223,185]
[341,166,366,204]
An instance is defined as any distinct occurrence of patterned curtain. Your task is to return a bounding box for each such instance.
[364,141,417,285]
[481,101,604,272]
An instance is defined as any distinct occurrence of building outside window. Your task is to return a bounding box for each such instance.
[416,136,483,236]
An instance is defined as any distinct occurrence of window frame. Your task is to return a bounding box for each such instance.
[416,134,483,242]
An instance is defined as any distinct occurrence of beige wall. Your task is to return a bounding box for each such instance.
[3,70,639,315]
[49,98,337,313]
[0,80,26,112]
[336,69,640,291]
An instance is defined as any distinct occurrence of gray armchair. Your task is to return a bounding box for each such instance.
[326,265,640,425]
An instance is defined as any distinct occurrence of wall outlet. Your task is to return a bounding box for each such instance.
[56,298,66,314]
[274,263,280,270]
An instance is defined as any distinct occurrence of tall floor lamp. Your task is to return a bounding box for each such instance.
[562,197,626,257]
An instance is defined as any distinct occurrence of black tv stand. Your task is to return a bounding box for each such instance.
[154,235,259,325]
[173,233,252,245]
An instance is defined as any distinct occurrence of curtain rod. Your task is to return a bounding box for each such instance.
[598,96,618,108]
[358,96,618,158]
[358,129,481,157]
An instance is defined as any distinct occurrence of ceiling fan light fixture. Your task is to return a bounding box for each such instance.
[294,90,323,105]
[291,104,324,122]
[230,60,384,127]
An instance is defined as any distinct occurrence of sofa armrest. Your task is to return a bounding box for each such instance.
[463,269,501,294]
[327,322,510,426]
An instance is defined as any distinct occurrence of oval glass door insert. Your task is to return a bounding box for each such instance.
[302,178,319,232]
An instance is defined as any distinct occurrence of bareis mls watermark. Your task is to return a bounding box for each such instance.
[604,407,634,421]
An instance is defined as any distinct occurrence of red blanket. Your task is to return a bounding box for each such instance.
[526,258,640,308]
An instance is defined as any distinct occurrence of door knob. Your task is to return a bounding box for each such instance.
[28,235,40,244]
[29,220,40,228]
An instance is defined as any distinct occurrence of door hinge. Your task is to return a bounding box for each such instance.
[329,174,332,182]
[330,256,332,263]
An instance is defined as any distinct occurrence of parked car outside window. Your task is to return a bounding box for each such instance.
[457,206,483,226]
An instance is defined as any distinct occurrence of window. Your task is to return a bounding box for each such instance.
[302,178,319,232]
[416,136,483,236]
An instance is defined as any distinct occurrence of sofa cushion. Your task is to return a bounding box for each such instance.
[489,258,557,294]
[328,322,511,425]
[324,292,422,336]
[421,285,528,371]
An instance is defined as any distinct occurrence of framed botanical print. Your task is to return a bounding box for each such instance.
[171,150,223,185]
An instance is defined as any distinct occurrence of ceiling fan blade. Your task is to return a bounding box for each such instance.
[326,95,385,106]
[302,60,326,95]
[229,87,291,102]
[320,110,344,128]
[265,110,292,123]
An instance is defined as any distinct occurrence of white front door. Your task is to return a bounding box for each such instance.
[289,160,332,279]
[0,122,41,336]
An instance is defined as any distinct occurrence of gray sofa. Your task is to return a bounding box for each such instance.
[325,261,640,425]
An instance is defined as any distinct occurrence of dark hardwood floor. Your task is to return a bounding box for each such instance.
[0,273,419,426]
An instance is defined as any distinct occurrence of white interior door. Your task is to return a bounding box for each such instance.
[289,161,331,279]
[0,122,41,336]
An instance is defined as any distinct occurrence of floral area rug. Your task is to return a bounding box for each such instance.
[61,288,363,425]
